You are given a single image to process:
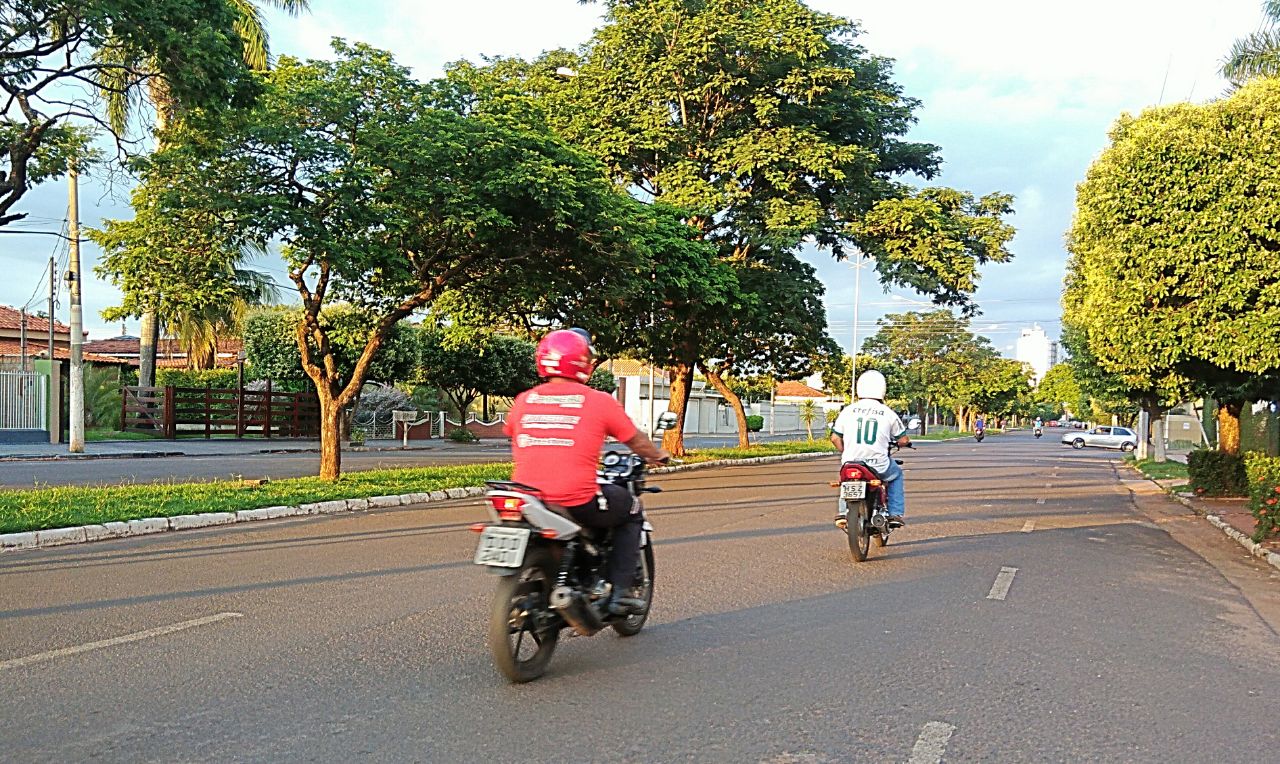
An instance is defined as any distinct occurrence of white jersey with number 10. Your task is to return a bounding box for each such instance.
[831,399,905,474]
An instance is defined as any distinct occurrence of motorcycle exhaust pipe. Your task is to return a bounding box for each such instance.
[550,585,604,636]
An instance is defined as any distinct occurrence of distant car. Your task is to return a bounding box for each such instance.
[1061,425,1137,452]
[906,416,921,433]
[1047,420,1059,428]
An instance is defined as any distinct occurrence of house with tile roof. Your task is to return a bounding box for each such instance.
[0,305,126,369]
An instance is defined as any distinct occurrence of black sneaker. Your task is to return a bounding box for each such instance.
[887,516,906,528]
[607,591,648,616]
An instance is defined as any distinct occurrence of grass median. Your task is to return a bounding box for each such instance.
[1127,457,1190,482]
[0,440,838,535]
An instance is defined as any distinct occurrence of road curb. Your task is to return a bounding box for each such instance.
[0,451,835,555]
[1124,464,1280,574]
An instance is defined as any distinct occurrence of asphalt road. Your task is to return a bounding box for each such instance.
[2,432,1279,762]
[0,434,798,489]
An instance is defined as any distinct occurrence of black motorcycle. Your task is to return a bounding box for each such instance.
[974,427,985,442]
[836,443,910,562]
[472,450,666,682]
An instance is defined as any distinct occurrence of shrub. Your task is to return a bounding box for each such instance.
[447,427,478,443]
[745,414,764,432]
[1244,451,1280,541]
[1187,449,1247,497]
[155,368,239,389]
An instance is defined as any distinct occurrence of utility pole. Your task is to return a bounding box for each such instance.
[19,309,27,369]
[47,255,55,363]
[67,165,84,452]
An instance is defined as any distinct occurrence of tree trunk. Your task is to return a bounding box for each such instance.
[703,368,749,448]
[318,392,342,481]
[1217,399,1243,455]
[917,400,928,436]
[138,310,159,388]
[662,364,695,457]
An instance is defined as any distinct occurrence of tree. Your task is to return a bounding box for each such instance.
[510,0,1017,455]
[145,43,654,478]
[1222,1,1280,84]
[862,311,977,434]
[699,251,837,447]
[799,399,818,441]
[1036,364,1086,420]
[1064,81,1280,455]
[242,307,419,390]
[0,0,256,226]
[417,331,538,418]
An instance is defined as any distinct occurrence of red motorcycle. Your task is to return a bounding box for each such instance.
[835,443,909,562]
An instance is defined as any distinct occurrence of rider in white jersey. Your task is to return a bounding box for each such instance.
[830,370,910,527]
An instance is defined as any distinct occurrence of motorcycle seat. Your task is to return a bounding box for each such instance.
[841,460,887,481]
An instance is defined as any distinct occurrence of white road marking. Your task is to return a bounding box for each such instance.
[1021,520,1036,533]
[907,721,956,764]
[1035,497,1046,505]
[0,612,243,671]
[986,566,1019,601]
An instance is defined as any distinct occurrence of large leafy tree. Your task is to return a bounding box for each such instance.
[1222,1,1280,85]
[539,0,1013,454]
[133,43,655,479]
[242,307,419,390]
[862,310,978,434]
[0,0,255,226]
[1064,80,1280,454]
[1035,363,1087,420]
[417,331,538,418]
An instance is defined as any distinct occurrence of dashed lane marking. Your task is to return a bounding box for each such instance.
[907,721,956,764]
[986,566,1019,601]
[1021,520,1036,533]
[0,612,243,671]
[1035,497,1046,505]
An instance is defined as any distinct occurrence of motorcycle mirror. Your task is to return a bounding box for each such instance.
[654,411,679,432]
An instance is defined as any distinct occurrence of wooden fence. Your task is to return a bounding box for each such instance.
[121,383,320,439]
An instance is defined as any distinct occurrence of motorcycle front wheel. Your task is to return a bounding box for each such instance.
[613,543,655,637]
[488,547,560,683]
[848,498,872,562]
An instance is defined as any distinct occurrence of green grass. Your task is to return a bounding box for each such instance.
[0,463,514,534]
[681,438,836,463]
[85,428,158,442]
[0,439,842,535]
[1127,457,1190,482]
[911,429,969,441]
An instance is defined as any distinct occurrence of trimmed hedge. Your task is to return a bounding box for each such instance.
[745,415,764,432]
[1187,449,1247,497]
[155,368,240,389]
[1244,451,1280,541]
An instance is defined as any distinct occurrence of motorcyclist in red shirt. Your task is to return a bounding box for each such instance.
[504,329,670,616]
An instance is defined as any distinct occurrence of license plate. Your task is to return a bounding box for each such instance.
[840,481,867,500]
[473,527,531,568]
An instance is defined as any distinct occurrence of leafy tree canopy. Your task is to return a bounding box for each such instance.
[243,307,419,388]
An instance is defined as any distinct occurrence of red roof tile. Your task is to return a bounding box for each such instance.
[775,381,827,398]
[0,305,70,334]
[0,339,129,365]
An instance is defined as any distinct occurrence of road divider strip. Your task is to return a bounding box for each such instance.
[0,452,834,555]
[907,721,956,764]
[986,566,1019,600]
[0,612,242,671]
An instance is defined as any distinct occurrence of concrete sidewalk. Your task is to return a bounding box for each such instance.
[0,438,507,461]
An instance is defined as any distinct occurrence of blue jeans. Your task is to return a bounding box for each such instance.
[884,460,905,518]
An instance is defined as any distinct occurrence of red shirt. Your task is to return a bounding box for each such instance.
[504,381,639,505]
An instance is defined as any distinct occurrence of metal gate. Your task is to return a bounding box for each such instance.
[0,371,47,430]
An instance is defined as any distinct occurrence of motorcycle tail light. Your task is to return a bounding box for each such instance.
[869,479,882,487]
[840,463,873,482]
[489,496,525,521]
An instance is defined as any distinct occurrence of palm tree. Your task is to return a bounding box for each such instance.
[1223,1,1280,84]
[166,265,280,370]
[799,399,818,441]
[95,0,310,386]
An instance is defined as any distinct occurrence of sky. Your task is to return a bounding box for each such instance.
[0,0,1267,358]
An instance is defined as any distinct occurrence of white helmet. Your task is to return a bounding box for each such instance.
[855,369,887,400]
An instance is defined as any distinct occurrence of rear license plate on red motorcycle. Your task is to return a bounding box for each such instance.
[473,527,531,568]
[840,481,867,500]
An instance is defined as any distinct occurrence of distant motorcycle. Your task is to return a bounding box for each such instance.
[974,427,985,442]
[1034,426,1043,439]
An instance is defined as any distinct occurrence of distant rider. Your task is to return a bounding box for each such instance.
[975,414,986,434]
[504,328,669,616]
[829,370,910,529]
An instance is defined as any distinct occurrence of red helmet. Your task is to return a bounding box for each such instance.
[535,329,594,383]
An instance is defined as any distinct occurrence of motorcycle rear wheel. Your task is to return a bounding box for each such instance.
[613,543,655,637]
[848,499,872,562]
[489,547,560,683]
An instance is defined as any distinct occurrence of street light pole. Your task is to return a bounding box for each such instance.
[850,250,863,401]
